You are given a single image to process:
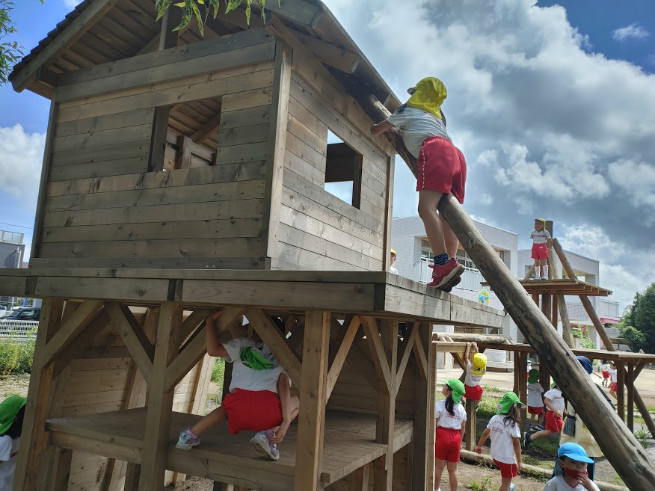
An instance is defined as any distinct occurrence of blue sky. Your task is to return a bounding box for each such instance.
[1,0,654,309]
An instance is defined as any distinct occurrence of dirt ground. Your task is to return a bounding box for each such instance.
[3,368,654,490]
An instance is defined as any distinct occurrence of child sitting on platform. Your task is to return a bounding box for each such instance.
[434,379,467,491]
[544,442,600,491]
[464,342,486,404]
[526,369,545,431]
[176,311,299,461]
[0,395,27,490]
[524,382,564,447]
[475,392,524,491]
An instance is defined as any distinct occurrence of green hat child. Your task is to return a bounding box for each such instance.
[444,379,466,403]
[528,369,540,384]
[0,395,27,435]
[498,392,525,414]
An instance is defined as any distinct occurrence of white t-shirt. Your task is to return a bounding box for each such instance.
[0,435,19,490]
[389,265,399,275]
[530,229,551,244]
[223,338,284,394]
[527,382,544,407]
[600,363,610,373]
[609,368,617,382]
[434,399,467,430]
[486,414,521,464]
[544,475,600,491]
[465,361,483,387]
[386,106,451,158]
[544,387,565,413]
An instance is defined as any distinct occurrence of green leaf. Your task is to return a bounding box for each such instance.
[245,0,252,25]
[173,1,193,31]
[191,1,204,37]
[225,0,242,14]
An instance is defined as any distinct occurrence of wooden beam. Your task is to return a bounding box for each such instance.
[165,324,208,391]
[326,315,361,400]
[412,323,434,490]
[294,310,330,491]
[52,310,111,377]
[361,317,392,395]
[175,135,193,169]
[41,300,104,366]
[627,363,634,431]
[106,302,154,384]
[178,309,213,345]
[190,118,220,143]
[265,0,324,27]
[10,0,122,91]
[13,298,64,490]
[292,29,359,73]
[558,294,574,347]
[579,295,615,351]
[616,361,625,422]
[394,324,417,398]
[412,331,429,381]
[46,447,73,491]
[437,193,655,490]
[139,303,183,490]
[244,308,302,388]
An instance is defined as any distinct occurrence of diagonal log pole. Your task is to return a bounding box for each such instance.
[365,97,655,490]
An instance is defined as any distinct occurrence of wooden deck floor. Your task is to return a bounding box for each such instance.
[46,408,414,490]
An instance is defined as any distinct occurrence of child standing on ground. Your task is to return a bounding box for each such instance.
[530,218,552,280]
[608,362,618,399]
[526,369,545,431]
[544,442,600,490]
[434,379,467,491]
[524,382,564,447]
[600,361,610,388]
[0,395,26,490]
[475,392,524,491]
[371,77,466,290]
[176,311,300,461]
[463,342,486,403]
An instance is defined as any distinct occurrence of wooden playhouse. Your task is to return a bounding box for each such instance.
[1,1,506,489]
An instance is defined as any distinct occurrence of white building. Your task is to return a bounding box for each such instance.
[391,217,621,367]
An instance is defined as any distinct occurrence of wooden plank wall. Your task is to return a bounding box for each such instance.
[34,56,276,269]
[272,71,390,271]
[51,309,212,489]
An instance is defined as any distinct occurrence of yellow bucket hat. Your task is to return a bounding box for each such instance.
[407,77,447,120]
[471,353,487,376]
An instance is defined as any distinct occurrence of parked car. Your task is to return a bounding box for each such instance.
[0,306,6,317]
[0,307,41,321]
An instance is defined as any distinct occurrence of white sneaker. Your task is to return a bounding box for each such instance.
[250,430,279,461]
[541,275,549,280]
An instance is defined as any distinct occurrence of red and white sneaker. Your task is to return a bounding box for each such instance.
[427,258,464,289]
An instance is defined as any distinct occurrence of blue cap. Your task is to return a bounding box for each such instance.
[576,356,593,375]
[558,442,594,464]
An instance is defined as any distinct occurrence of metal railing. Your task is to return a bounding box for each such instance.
[417,258,485,291]
[0,230,24,245]
[0,320,38,343]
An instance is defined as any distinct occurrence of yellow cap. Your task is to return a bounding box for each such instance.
[471,353,487,375]
[407,77,447,121]
[390,249,396,255]
[536,218,546,223]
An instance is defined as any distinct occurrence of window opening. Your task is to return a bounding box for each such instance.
[324,130,362,208]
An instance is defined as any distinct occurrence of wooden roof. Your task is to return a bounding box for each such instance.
[0,267,505,328]
[9,0,401,115]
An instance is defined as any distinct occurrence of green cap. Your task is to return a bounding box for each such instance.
[528,369,540,383]
[444,379,466,403]
[498,392,525,414]
[0,395,26,435]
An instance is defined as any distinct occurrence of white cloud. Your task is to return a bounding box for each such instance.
[0,125,45,205]
[612,24,649,42]
[608,159,655,214]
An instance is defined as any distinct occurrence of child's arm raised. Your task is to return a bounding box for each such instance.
[370,120,393,136]
[205,311,228,358]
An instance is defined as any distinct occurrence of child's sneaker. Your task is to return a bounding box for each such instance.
[541,275,549,280]
[427,258,464,289]
[250,430,279,461]
[531,274,540,280]
[509,484,517,491]
[523,432,532,447]
[176,427,200,450]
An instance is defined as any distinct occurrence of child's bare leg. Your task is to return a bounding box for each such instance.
[499,476,512,491]
[440,215,459,258]
[271,373,300,444]
[530,428,552,441]
[434,459,447,490]
[418,190,446,257]
[190,406,227,435]
[446,461,458,491]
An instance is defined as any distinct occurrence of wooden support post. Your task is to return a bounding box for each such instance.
[436,194,655,490]
[373,320,397,490]
[47,447,72,491]
[557,295,574,347]
[551,294,558,332]
[139,303,183,490]
[512,352,520,395]
[517,352,528,430]
[349,463,371,490]
[616,361,625,422]
[14,298,63,490]
[294,311,330,491]
[412,323,434,491]
[626,363,634,431]
[464,398,476,451]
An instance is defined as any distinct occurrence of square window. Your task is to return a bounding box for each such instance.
[323,131,362,208]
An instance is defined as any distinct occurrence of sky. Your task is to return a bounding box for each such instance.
[1,0,654,311]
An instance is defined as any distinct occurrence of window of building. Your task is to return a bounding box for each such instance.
[323,130,362,208]
[149,96,221,171]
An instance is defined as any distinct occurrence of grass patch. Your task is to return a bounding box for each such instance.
[0,336,36,375]
[211,357,225,384]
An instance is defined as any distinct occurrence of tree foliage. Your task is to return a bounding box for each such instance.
[1,0,44,84]
[619,282,655,353]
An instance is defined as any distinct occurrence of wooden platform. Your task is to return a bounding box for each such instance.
[0,267,504,328]
[46,408,413,490]
[518,278,611,296]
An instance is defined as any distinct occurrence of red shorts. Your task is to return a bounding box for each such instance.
[416,136,466,203]
[493,459,519,478]
[528,406,544,415]
[545,410,563,433]
[610,382,618,392]
[222,389,282,435]
[531,243,548,260]
[465,384,483,401]
[434,427,462,463]
[602,371,610,379]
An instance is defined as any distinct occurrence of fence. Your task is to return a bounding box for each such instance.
[0,320,38,343]
[417,258,485,291]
